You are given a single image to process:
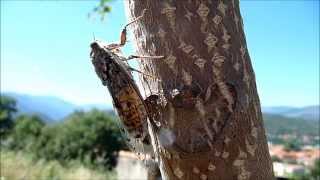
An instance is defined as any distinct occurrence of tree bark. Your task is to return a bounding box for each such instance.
[124,0,274,179]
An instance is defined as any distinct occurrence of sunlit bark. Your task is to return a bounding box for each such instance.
[125,0,274,179]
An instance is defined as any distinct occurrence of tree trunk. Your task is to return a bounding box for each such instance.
[124,0,274,179]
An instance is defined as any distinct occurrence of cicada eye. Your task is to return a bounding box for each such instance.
[90,42,99,49]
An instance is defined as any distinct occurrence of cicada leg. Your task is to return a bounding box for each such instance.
[126,55,164,61]
[119,9,148,46]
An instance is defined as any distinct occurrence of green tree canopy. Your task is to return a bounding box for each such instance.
[0,95,17,135]
[35,109,126,169]
[9,114,45,151]
[284,139,301,152]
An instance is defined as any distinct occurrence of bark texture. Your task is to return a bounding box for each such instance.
[124,0,274,179]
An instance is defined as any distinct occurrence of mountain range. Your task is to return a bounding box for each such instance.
[3,92,111,122]
[2,92,319,122]
[262,106,319,121]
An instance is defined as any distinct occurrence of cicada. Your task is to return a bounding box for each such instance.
[90,10,163,155]
[91,40,149,140]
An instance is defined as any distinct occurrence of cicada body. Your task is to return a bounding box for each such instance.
[90,40,148,142]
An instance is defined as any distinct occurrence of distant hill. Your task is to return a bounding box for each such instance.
[3,91,319,125]
[262,105,319,121]
[263,113,319,145]
[3,92,111,122]
[263,114,319,137]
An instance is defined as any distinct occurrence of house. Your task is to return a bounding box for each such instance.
[273,162,306,178]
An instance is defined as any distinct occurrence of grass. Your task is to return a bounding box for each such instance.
[0,150,117,180]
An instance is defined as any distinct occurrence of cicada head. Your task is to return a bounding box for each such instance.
[90,41,116,86]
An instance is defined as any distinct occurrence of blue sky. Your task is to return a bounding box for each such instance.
[1,1,319,107]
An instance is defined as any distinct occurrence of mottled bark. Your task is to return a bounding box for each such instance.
[125,0,274,179]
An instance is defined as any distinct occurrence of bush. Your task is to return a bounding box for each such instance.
[8,114,45,151]
[0,95,17,136]
[311,159,320,179]
[284,139,301,152]
[271,155,282,162]
[34,109,126,169]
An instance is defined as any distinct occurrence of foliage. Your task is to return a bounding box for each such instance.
[311,159,320,179]
[89,0,112,21]
[0,95,17,136]
[291,174,312,180]
[0,150,116,180]
[1,95,126,169]
[34,109,126,169]
[263,114,319,145]
[0,94,126,170]
[271,155,282,162]
[8,114,45,151]
[290,159,320,180]
[283,139,301,152]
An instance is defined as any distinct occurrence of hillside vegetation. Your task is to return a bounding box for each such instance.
[1,150,116,180]
[1,95,319,179]
[263,114,319,145]
[0,95,126,179]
